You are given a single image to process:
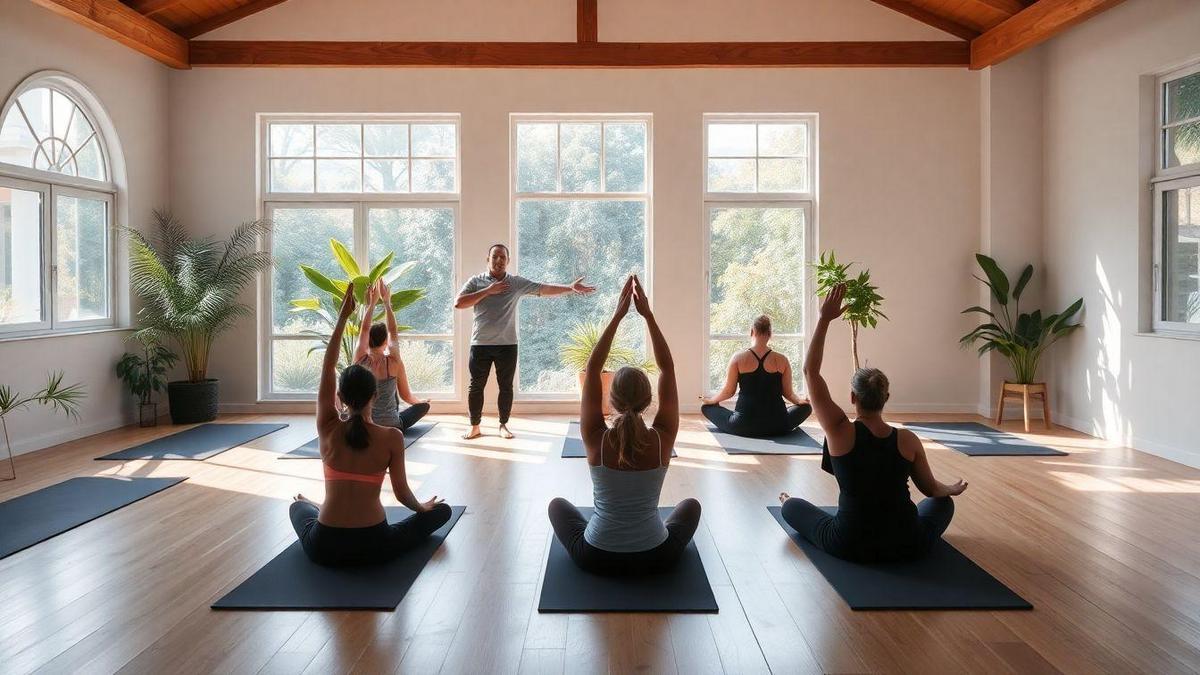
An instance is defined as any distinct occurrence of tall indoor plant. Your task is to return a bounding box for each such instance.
[559,320,657,414]
[128,211,273,423]
[0,372,85,480]
[813,250,887,369]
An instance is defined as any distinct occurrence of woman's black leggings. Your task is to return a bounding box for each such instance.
[289,500,451,567]
[702,403,812,438]
[547,497,701,576]
[397,402,430,430]
[780,496,954,563]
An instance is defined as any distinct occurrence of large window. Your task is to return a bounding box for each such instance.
[0,78,115,336]
[1154,64,1200,333]
[511,115,651,395]
[261,116,459,399]
[704,115,815,391]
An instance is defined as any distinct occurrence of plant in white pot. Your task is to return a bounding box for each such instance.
[127,211,273,424]
[115,334,178,427]
[559,321,657,415]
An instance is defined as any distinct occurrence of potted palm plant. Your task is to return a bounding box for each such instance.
[813,250,887,369]
[0,372,85,480]
[559,321,657,415]
[115,334,178,427]
[128,211,273,424]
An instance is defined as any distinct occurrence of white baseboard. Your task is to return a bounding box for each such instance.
[222,401,983,415]
[6,413,130,457]
[1051,409,1200,470]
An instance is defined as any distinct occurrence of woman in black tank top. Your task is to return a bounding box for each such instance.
[701,315,812,438]
[779,284,968,563]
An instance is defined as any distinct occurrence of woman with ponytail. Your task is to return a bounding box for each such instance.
[779,284,967,563]
[548,275,701,575]
[290,282,451,567]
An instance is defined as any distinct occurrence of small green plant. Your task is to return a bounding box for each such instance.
[559,321,658,374]
[961,254,1083,384]
[115,335,179,405]
[0,372,85,479]
[289,239,425,368]
[813,250,887,369]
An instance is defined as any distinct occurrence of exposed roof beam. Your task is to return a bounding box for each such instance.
[968,0,1029,14]
[577,0,598,43]
[971,0,1129,69]
[179,0,291,39]
[27,0,188,68]
[125,0,187,15]
[867,0,980,40]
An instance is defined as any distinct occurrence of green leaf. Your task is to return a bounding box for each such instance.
[289,298,321,310]
[350,275,372,303]
[975,254,1010,305]
[367,252,394,285]
[301,265,341,294]
[391,288,425,312]
[330,239,361,278]
[1013,264,1034,300]
[383,260,418,286]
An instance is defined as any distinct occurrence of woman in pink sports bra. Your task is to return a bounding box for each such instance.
[290,282,450,567]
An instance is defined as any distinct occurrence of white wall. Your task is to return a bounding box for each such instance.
[1042,0,1200,467]
[0,1,171,455]
[172,0,982,415]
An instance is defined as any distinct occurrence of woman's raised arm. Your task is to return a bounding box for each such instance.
[318,283,357,431]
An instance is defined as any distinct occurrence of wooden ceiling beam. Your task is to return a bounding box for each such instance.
[577,0,597,43]
[189,40,970,68]
[27,0,188,68]
[867,0,980,40]
[971,0,1129,69]
[179,0,291,39]
[125,0,187,15]
[967,0,1029,15]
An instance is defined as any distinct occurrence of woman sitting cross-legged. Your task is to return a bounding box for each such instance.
[353,280,430,431]
[779,283,968,563]
[700,314,812,438]
[548,275,701,576]
[291,282,451,567]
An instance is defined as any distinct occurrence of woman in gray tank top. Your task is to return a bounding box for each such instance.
[352,281,430,431]
[548,275,701,575]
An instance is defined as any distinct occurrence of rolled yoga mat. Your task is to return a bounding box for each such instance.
[280,421,439,459]
[561,421,676,459]
[538,507,718,613]
[0,476,186,560]
[768,506,1031,610]
[212,505,465,610]
[903,422,1067,457]
[703,425,824,455]
[97,423,288,461]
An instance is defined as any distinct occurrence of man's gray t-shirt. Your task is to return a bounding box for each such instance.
[460,272,543,345]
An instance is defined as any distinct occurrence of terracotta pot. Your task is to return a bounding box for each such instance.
[576,371,615,416]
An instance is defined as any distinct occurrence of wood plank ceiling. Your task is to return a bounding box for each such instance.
[27,0,1128,69]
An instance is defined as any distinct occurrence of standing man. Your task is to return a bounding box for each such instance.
[455,243,595,440]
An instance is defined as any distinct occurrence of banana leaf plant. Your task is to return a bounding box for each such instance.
[813,250,888,370]
[289,239,425,368]
[961,254,1083,384]
[559,321,658,374]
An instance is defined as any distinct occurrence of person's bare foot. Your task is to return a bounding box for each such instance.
[462,425,482,440]
[294,493,317,506]
[778,492,791,505]
[499,424,515,440]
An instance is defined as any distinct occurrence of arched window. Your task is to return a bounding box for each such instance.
[0,73,116,335]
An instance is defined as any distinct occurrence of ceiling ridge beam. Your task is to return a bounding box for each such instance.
[577,0,597,42]
[27,0,188,68]
[867,0,980,41]
[125,0,187,16]
[970,0,1129,69]
[180,0,291,39]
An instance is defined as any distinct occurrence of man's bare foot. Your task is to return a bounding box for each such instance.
[462,425,482,440]
[499,424,515,440]
[779,492,791,505]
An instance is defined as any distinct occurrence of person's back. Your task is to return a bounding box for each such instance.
[584,427,669,552]
[733,349,788,421]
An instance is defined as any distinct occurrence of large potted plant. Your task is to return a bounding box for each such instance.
[559,321,657,415]
[813,250,887,369]
[961,254,1083,428]
[128,211,273,424]
[115,334,178,427]
[0,372,85,480]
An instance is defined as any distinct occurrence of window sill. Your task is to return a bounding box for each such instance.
[1135,331,1200,342]
[0,325,132,344]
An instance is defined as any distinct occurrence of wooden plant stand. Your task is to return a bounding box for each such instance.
[995,381,1051,432]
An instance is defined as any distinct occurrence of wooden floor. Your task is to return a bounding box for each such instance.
[2,413,1200,674]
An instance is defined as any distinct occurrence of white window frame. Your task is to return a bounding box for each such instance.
[702,113,818,395]
[509,113,654,401]
[1152,63,1200,336]
[257,114,462,401]
[0,78,117,339]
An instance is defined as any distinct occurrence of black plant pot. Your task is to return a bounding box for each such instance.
[167,379,219,424]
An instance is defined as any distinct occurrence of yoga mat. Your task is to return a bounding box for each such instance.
[212,505,465,610]
[0,476,186,560]
[561,422,676,459]
[97,423,288,461]
[769,506,1031,610]
[704,425,824,455]
[279,421,439,459]
[538,507,718,613]
[903,422,1067,457]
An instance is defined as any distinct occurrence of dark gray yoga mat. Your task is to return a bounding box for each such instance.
[0,476,186,560]
[904,422,1067,456]
[212,505,465,611]
[769,506,1031,610]
[704,425,824,455]
[538,507,718,613]
[97,423,288,461]
[561,422,676,459]
[280,421,439,459]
